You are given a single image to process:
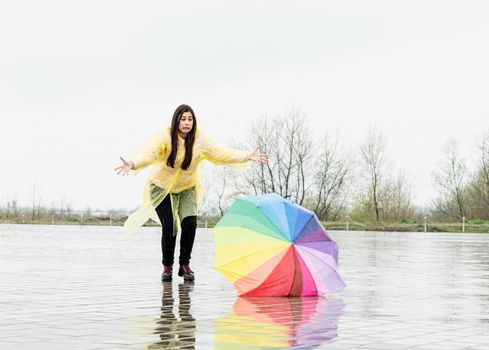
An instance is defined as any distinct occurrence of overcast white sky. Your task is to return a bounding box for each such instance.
[1,0,488,211]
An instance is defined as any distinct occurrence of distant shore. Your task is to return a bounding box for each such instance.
[1,217,488,234]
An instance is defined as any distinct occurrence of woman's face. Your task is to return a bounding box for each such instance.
[178,111,194,137]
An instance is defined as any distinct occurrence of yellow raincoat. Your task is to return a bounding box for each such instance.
[124,126,251,236]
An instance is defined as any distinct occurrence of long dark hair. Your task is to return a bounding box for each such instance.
[166,104,197,170]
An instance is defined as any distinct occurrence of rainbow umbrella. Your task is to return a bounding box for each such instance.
[213,193,346,296]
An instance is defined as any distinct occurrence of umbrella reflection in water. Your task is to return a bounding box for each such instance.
[215,296,344,349]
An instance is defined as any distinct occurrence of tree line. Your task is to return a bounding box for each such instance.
[202,109,489,224]
[431,135,489,221]
[1,109,488,225]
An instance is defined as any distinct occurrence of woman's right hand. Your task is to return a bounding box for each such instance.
[114,156,135,176]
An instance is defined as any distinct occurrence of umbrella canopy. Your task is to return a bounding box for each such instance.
[215,296,344,349]
[214,193,346,296]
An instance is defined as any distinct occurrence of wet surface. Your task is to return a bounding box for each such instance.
[1,224,488,349]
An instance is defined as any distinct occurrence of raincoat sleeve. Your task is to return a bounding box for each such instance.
[131,130,169,171]
[201,132,251,165]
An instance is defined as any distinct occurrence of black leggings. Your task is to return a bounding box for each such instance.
[155,194,197,267]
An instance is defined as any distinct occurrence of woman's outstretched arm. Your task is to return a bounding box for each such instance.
[114,129,168,176]
[201,132,268,166]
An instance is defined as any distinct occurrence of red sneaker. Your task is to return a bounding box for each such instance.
[178,264,195,281]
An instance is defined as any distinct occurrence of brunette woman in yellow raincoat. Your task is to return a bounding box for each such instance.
[115,104,267,281]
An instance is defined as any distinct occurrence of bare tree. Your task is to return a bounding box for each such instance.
[214,168,225,216]
[4,193,18,219]
[358,127,390,222]
[380,171,416,222]
[466,131,489,219]
[30,184,43,221]
[48,200,57,216]
[242,107,313,204]
[432,138,468,220]
[352,127,415,223]
[198,173,212,218]
[288,111,313,205]
[58,192,74,218]
[310,134,350,221]
[479,132,489,204]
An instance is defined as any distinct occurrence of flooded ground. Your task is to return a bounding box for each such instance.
[1,224,488,349]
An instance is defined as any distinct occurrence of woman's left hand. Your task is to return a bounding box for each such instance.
[249,146,268,164]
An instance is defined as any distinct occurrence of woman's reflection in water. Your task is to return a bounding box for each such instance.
[146,281,196,349]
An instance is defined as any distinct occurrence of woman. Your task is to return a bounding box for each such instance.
[115,104,267,282]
